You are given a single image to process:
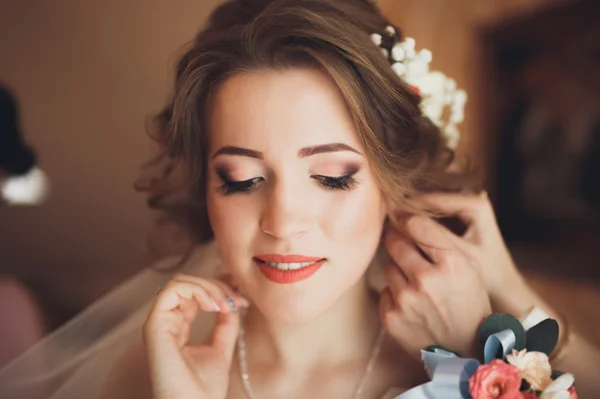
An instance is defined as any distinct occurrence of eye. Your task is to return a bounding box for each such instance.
[311,171,358,191]
[220,177,264,196]
[216,167,263,196]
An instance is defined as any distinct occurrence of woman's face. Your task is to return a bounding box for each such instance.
[206,68,387,323]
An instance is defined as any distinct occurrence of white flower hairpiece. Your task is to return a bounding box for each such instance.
[370,25,467,150]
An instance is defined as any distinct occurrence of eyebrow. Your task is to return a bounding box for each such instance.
[212,146,263,159]
[298,143,361,157]
[212,143,361,159]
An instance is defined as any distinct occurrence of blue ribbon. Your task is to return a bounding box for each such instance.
[395,350,479,399]
[394,329,518,399]
[483,329,516,363]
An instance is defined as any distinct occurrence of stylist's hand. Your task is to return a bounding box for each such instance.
[412,192,521,299]
[143,274,249,399]
[380,215,492,358]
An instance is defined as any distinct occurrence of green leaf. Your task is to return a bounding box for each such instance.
[551,370,565,380]
[479,313,526,351]
[525,318,559,355]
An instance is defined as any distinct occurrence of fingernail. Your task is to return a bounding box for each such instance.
[225,295,238,312]
[209,298,221,312]
[238,295,251,308]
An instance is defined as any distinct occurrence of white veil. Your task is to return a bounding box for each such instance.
[0,240,388,399]
[0,242,222,399]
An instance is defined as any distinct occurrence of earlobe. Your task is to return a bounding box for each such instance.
[383,198,412,227]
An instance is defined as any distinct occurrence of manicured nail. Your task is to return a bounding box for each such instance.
[238,295,251,308]
[225,295,238,312]
[209,298,221,312]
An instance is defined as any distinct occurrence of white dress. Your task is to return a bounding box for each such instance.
[0,242,408,399]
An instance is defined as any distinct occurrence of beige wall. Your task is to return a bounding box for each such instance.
[0,0,560,313]
[0,0,221,310]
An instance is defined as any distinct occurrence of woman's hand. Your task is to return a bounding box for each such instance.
[412,192,521,300]
[397,193,600,397]
[143,274,249,399]
[379,215,492,358]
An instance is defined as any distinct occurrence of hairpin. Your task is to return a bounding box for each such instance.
[370,26,467,150]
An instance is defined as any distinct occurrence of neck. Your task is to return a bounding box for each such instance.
[243,277,380,371]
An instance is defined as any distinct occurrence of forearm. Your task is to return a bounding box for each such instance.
[491,271,600,396]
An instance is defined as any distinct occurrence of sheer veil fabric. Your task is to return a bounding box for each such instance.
[0,242,394,398]
[0,243,221,399]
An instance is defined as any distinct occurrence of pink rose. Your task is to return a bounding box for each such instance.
[568,386,577,399]
[469,359,523,399]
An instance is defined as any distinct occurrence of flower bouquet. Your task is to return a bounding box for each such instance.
[395,307,577,399]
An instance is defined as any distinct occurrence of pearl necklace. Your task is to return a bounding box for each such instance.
[236,311,386,399]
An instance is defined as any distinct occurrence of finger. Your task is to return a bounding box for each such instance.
[403,215,460,265]
[151,280,214,313]
[153,280,217,314]
[384,226,432,283]
[207,277,250,310]
[211,279,250,310]
[178,296,199,325]
[410,192,492,225]
[379,287,400,334]
[379,287,394,323]
[171,274,234,313]
[210,310,240,364]
[384,263,409,300]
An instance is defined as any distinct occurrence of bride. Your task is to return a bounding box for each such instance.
[1,0,598,398]
[136,0,489,397]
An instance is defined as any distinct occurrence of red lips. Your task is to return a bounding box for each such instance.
[254,254,325,284]
[255,254,322,263]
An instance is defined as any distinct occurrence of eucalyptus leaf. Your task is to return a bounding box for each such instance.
[525,318,559,355]
[479,313,526,351]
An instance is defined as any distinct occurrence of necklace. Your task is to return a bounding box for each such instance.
[236,310,386,399]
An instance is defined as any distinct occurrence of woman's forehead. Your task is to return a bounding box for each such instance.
[207,68,364,154]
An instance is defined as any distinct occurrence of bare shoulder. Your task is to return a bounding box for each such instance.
[99,339,152,399]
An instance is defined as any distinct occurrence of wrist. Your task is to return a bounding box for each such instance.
[487,263,519,297]
[490,270,535,317]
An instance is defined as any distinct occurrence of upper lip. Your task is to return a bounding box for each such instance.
[254,254,324,263]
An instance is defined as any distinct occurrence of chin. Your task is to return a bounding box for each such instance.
[230,255,372,323]
[252,291,335,324]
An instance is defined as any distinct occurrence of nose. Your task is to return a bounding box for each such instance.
[260,180,311,240]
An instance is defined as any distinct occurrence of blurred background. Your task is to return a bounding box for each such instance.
[0,0,598,368]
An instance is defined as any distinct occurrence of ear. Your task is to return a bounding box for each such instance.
[383,197,412,226]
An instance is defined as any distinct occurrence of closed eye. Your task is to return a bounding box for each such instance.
[220,177,264,196]
[311,172,358,191]
[216,167,263,196]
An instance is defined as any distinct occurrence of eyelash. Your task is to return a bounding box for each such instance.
[216,168,359,196]
[310,173,357,191]
[220,177,264,196]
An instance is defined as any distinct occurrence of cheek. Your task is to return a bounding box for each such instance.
[206,190,259,265]
[320,180,386,244]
